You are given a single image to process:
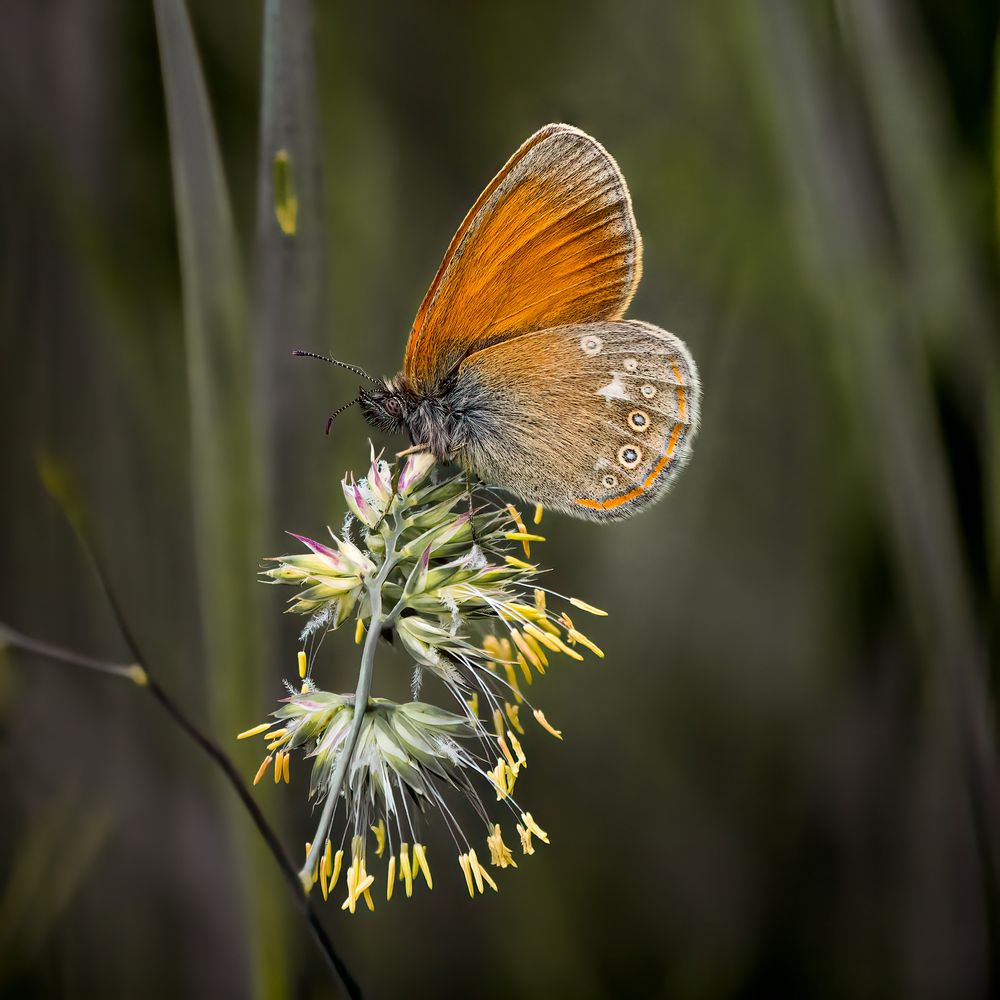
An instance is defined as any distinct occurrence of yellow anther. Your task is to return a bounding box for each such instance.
[505,503,530,555]
[568,628,604,658]
[507,730,527,769]
[482,634,501,657]
[273,750,284,784]
[533,503,544,525]
[516,823,534,855]
[534,588,546,610]
[511,629,541,672]
[569,597,608,616]
[507,601,545,622]
[238,722,271,740]
[492,708,505,740]
[386,855,396,901]
[545,630,585,661]
[523,631,548,668]
[505,531,545,543]
[467,691,479,717]
[533,708,563,740]
[354,616,365,645]
[297,650,307,678]
[469,849,497,892]
[341,858,358,913]
[502,663,523,703]
[487,824,518,869]
[320,852,329,901]
[516,653,533,685]
[413,843,433,889]
[521,812,549,844]
[363,883,375,911]
[253,755,273,786]
[371,818,386,857]
[400,842,413,897]
[282,750,291,783]
[468,848,485,893]
[459,853,475,897]
[498,735,518,774]
[488,758,510,800]
[522,622,562,652]
[499,637,514,660]
[504,555,536,572]
[505,701,524,735]
[330,849,344,889]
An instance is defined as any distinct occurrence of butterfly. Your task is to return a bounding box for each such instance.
[311,124,701,522]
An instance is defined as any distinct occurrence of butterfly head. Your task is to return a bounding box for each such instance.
[359,379,412,436]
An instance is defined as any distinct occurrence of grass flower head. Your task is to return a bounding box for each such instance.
[243,448,607,911]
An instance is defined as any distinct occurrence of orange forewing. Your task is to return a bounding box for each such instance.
[403,124,642,388]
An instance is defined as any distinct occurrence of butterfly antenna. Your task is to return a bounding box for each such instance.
[292,349,381,386]
[325,397,360,435]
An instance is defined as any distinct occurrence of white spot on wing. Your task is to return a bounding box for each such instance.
[596,373,630,403]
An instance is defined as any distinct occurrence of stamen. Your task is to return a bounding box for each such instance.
[568,628,604,658]
[413,843,433,889]
[502,663,523,703]
[458,853,475,897]
[371,819,386,857]
[505,702,525,735]
[511,629,542,672]
[253,755,273,785]
[468,848,485,893]
[237,722,271,740]
[504,555,536,572]
[400,842,413,897]
[533,709,563,740]
[569,597,608,616]
[521,812,549,844]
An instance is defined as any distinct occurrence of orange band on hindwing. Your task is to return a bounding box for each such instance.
[575,421,684,511]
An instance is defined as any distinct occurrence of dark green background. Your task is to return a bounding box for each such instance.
[2,1,998,997]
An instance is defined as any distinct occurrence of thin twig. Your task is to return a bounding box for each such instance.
[17,468,362,998]
[0,618,362,999]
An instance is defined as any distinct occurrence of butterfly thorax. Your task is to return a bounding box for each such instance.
[359,373,470,463]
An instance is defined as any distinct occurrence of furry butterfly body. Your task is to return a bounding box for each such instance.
[358,124,701,522]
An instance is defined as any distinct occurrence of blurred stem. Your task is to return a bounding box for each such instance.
[0,624,141,682]
[0,619,361,999]
[301,513,406,890]
[153,2,278,995]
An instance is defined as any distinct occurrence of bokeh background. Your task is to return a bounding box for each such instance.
[2,1,998,997]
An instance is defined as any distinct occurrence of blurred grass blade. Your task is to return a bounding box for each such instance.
[743,2,999,979]
[255,0,329,526]
[992,28,1000,621]
[153,1,285,995]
